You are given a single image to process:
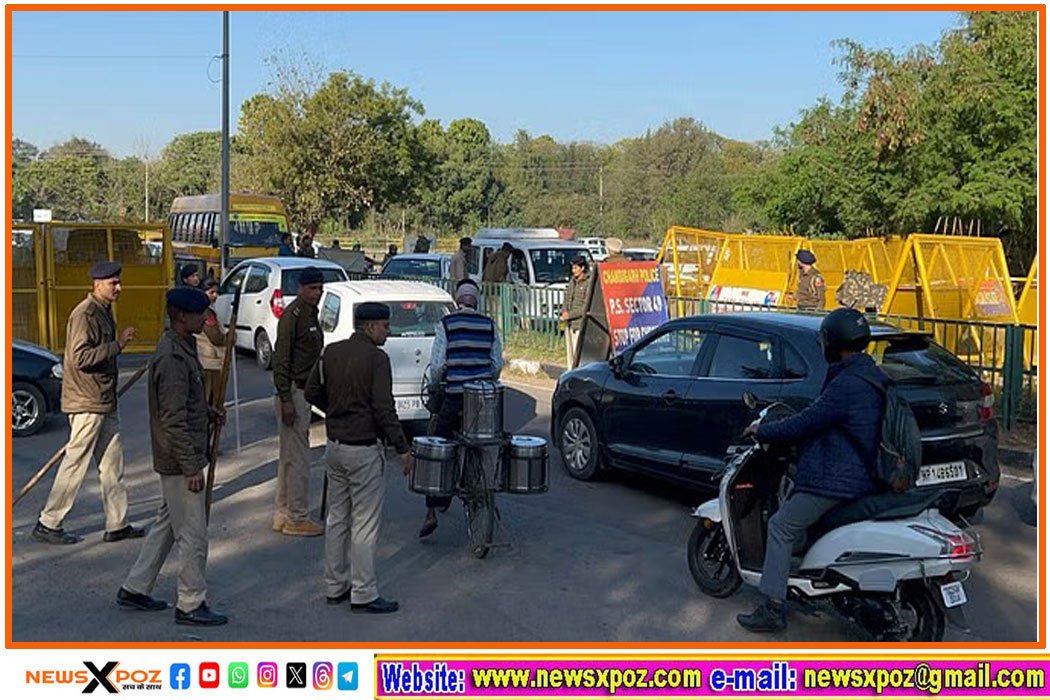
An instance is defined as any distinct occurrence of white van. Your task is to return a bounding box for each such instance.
[468,228,593,289]
[315,280,455,425]
[580,237,608,262]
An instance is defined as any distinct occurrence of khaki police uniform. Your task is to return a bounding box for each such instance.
[272,296,324,528]
[38,294,130,533]
[304,333,409,604]
[194,307,227,408]
[796,267,827,311]
[123,329,211,613]
[562,270,592,368]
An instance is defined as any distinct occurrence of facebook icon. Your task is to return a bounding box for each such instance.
[170,663,191,690]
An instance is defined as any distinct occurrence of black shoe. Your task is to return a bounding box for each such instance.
[116,587,168,612]
[104,525,146,542]
[326,589,352,606]
[418,517,438,539]
[350,597,399,614]
[32,522,78,545]
[175,602,228,626]
[737,599,786,633]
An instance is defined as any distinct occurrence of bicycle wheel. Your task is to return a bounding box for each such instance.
[462,449,495,559]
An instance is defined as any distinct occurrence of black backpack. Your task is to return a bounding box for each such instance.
[853,373,923,493]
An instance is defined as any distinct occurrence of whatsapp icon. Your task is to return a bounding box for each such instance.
[229,662,249,689]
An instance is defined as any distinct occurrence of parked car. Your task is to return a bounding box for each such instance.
[316,280,455,428]
[552,312,999,518]
[580,237,608,262]
[623,247,658,261]
[215,257,349,369]
[12,339,63,437]
[379,253,451,281]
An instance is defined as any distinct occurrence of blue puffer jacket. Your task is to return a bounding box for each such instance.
[756,353,887,500]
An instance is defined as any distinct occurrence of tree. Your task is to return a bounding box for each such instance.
[12,138,38,177]
[155,131,222,200]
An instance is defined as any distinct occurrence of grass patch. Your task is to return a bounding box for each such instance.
[503,330,565,366]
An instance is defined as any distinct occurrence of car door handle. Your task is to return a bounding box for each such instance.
[255,299,262,304]
[662,389,679,405]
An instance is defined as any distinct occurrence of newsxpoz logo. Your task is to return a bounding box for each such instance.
[26,661,163,693]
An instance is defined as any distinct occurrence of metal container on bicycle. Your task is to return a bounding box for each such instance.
[501,435,549,494]
[410,437,458,496]
[462,381,504,440]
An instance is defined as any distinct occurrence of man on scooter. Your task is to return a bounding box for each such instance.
[737,308,887,633]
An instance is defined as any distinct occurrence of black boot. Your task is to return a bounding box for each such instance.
[32,521,78,545]
[737,598,786,633]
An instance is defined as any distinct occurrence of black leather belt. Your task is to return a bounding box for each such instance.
[330,437,378,447]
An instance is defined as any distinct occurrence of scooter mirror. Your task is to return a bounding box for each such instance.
[742,391,758,410]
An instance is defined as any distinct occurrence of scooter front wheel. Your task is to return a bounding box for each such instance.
[687,520,742,598]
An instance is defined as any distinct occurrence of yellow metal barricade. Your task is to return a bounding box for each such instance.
[45,223,172,354]
[656,226,731,300]
[12,224,49,347]
[713,234,804,307]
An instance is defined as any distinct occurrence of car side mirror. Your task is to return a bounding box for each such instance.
[610,354,629,378]
[742,391,758,410]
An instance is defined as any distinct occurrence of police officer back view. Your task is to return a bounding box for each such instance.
[795,249,826,311]
[737,308,886,633]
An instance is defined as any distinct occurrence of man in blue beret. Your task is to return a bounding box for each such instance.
[118,286,228,626]
[305,301,413,614]
[33,261,144,546]
[272,266,326,536]
[795,249,826,311]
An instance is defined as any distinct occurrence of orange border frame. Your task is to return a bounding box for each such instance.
[5,2,1046,652]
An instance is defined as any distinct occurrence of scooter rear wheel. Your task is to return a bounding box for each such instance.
[893,583,945,642]
[687,520,742,598]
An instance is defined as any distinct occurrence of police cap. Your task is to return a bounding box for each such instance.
[90,261,122,280]
[796,249,817,265]
[179,263,200,282]
[354,301,390,323]
[459,237,473,247]
[298,266,324,285]
[166,287,210,313]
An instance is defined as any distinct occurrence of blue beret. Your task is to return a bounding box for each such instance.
[297,266,324,285]
[796,249,817,265]
[355,302,390,322]
[90,261,122,280]
[166,287,210,313]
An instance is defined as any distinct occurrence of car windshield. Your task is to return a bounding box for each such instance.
[280,268,348,294]
[869,335,977,385]
[383,301,455,337]
[530,248,590,284]
[381,258,442,279]
[228,216,287,247]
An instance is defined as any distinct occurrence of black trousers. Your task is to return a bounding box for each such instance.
[425,393,463,509]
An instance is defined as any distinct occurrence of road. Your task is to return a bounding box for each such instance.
[9,352,1040,643]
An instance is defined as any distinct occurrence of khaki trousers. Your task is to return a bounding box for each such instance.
[39,411,128,532]
[123,473,208,612]
[274,388,312,522]
[565,327,580,369]
[323,440,386,604]
[202,369,222,409]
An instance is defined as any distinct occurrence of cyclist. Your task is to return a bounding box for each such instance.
[419,279,503,539]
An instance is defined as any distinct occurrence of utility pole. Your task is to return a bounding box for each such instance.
[144,158,149,221]
[220,10,230,276]
[599,164,604,218]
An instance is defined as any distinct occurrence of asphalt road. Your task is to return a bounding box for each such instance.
[9,352,1040,643]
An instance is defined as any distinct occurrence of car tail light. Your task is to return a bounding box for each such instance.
[270,289,285,318]
[979,383,994,422]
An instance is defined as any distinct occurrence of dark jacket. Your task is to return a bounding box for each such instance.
[304,333,410,454]
[756,353,886,500]
[272,296,323,402]
[563,271,592,331]
[61,294,122,414]
[149,330,210,476]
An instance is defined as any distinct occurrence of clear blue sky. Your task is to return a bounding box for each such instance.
[11,9,961,157]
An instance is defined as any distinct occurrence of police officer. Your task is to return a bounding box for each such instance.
[116,287,228,626]
[604,238,627,263]
[179,264,201,288]
[450,237,472,282]
[33,261,144,546]
[795,249,826,311]
[560,255,591,369]
[304,302,414,614]
[418,280,503,538]
[737,308,885,633]
[272,266,326,536]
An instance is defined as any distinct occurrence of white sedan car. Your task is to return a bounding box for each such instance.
[316,280,455,425]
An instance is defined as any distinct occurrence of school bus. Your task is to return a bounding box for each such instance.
[168,193,290,279]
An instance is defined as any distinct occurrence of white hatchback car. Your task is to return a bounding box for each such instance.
[215,257,349,369]
[316,280,455,425]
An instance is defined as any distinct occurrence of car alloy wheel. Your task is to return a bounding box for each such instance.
[12,383,45,436]
[255,331,273,370]
[560,408,599,480]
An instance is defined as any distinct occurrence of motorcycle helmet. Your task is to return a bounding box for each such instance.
[819,307,871,363]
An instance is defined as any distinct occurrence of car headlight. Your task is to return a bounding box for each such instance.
[51,363,63,379]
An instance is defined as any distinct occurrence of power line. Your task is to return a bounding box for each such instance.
[13,53,213,59]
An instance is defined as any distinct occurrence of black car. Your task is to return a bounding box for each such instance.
[12,339,64,437]
[552,313,999,517]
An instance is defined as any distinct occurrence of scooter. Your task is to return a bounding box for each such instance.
[687,393,980,642]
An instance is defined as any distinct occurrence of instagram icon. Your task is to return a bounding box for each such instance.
[313,662,333,690]
[257,662,278,688]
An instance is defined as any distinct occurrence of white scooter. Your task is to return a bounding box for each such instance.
[688,394,980,642]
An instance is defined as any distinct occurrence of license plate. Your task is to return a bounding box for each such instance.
[395,396,423,413]
[940,581,967,608]
[916,460,968,486]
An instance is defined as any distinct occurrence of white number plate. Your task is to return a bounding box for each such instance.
[940,581,967,608]
[916,460,968,486]
[395,396,424,413]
